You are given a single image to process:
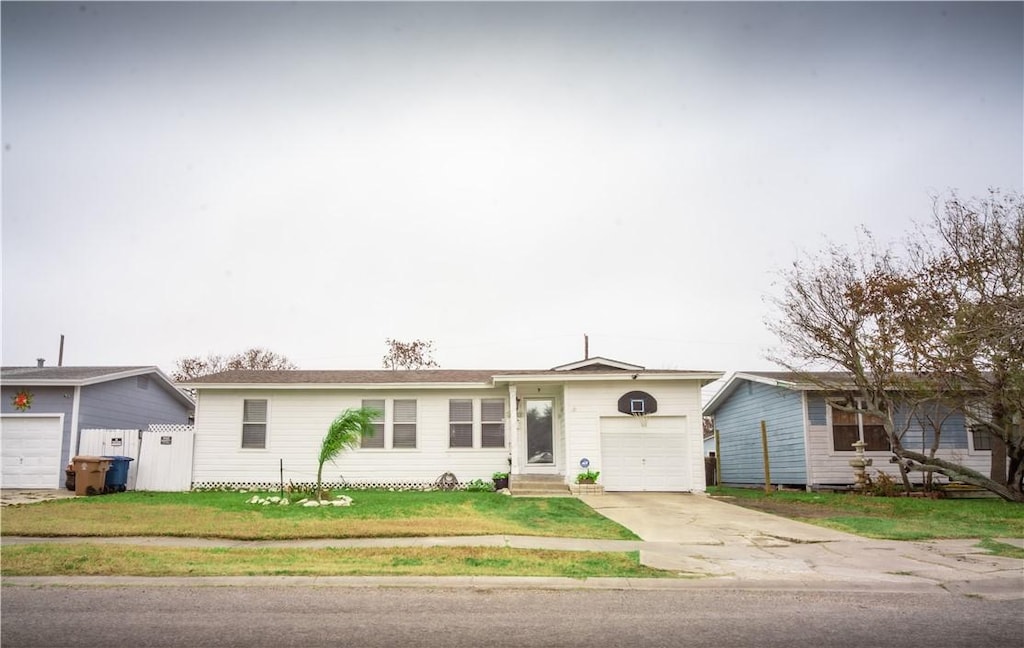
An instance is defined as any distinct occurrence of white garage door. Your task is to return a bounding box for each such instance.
[601,416,690,491]
[1,415,64,488]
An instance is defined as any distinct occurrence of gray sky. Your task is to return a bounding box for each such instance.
[3,2,1022,376]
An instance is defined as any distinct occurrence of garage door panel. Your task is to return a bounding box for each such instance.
[600,417,690,492]
[1,416,64,489]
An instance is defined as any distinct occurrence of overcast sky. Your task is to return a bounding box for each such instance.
[2,2,1022,377]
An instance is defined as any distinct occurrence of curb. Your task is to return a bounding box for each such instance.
[0,574,954,594]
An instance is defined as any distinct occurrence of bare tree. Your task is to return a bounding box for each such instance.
[908,191,1024,498]
[382,338,439,370]
[768,192,1023,502]
[173,347,297,381]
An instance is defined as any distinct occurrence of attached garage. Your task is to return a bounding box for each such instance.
[600,415,691,491]
[1,415,64,488]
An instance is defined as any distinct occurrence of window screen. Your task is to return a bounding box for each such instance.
[361,399,385,448]
[242,399,268,449]
[449,399,473,448]
[481,398,505,448]
[393,399,417,448]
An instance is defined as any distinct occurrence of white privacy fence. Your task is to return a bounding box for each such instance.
[79,424,194,491]
[78,428,142,490]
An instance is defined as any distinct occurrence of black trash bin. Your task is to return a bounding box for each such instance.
[102,456,134,492]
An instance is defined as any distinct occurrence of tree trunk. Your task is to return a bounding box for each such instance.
[989,428,1009,484]
[894,447,1024,502]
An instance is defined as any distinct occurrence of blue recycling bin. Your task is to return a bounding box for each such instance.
[102,456,134,492]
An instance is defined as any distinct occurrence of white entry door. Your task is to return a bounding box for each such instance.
[1,415,64,488]
[600,416,690,491]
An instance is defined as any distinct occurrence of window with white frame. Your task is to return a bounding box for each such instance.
[393,399,417,448]
[481,398,505,448]
[832,404,888,452]
[449,399,473,448]
[242,399,268,449]
[360,399,385,448]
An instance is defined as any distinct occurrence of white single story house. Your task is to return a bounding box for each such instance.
[183,357,722,492]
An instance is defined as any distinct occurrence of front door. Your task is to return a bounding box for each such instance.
[525,399,554,467]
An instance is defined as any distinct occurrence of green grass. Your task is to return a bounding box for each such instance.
[0,544,679,578]
[976,538,1024,559]
[709,486,1024,541]
[0,490,638,541]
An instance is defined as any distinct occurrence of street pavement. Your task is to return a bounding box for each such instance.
[2,490,1022,599]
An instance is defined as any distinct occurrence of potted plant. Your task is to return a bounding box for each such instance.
[492,471,510,490]
[575,469,600,484]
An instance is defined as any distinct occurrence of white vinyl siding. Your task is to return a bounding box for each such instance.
[241,399,267,449]
[481,398,505,448]
[449,399,473,448]
[360,399,385,448]
[393,399,417,449]
[561,380,705,493]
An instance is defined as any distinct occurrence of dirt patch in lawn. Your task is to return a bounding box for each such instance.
[712,496,848,520]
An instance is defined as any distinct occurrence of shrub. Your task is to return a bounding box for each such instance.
[464,478,495,492]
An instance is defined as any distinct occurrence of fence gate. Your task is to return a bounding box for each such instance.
[79,429,142,490]
[134,424,194,491]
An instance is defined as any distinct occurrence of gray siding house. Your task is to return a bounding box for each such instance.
[703,372,992,490]
[1,365,194,488]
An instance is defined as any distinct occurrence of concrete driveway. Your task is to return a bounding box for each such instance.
[580,492,1024,599]
[1,489,77,507]
[580,492,858,544]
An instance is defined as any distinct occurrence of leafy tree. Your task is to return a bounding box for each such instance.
[172,347,297,381]
[382,338,439,370]
[768,191,1023,502]
[316,407,379,500]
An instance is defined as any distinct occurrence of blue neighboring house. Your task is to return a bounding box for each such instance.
[1,363,194,488]
[702,372,993,490]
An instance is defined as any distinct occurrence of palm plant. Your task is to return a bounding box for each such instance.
[316,407,380,501]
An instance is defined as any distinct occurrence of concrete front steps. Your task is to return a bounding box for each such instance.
[510,474,572,497]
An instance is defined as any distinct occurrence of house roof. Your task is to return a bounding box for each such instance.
[183,365,723,389]
[702,370,856,415]
[550,356,645,372]
[1,365,195,407]
[701,370,960,415]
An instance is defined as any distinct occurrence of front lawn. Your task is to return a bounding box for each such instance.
[0,490,638,541]
[710,487,1024,541]
[0,545,677,579]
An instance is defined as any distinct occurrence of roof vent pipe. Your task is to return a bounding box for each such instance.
[36,358,45,368]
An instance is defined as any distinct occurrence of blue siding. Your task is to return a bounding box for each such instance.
[1,385,76,470]
[79,377,191,430]
[894,403,968,451]
[713,381,807,485]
